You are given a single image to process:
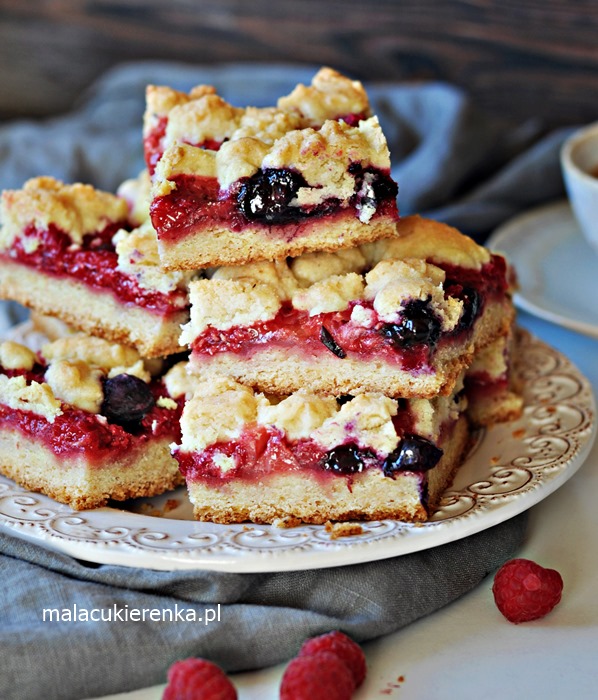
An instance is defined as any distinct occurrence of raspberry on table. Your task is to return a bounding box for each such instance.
[280,650,356,700]
[298,630,367,687]
[162,658,237,700]
[492,558,564,624]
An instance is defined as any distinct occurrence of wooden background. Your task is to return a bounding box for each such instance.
[1,0,597,129]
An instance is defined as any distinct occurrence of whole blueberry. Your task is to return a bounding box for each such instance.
[380,298,441,349]
[322,444,366,475]
[237,168,307,223]
[101,374,155,427]
[383,435,443,476]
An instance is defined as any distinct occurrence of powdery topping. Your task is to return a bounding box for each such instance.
[0,374,62,422]
[113,220,196,296]
[277,67,371,126]
[44,360,104,414]
[0,341,36,371]
[0,177,128,249]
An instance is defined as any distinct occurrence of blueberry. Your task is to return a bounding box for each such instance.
[383,435,443,476]
[237,168,307,223]
[101,374,155,427]
[379,298,441,349]
[456,286,480,331]
[322,444,366,475]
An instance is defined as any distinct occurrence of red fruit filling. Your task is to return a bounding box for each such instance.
[190,255,507,370]
[150,166,398,244]
[4,224,187,316]
[0,368,182,464]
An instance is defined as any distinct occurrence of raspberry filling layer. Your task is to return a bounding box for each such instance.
[191,256,507,371]
[5,224,187,316]
[176,421,443,488]
[150,166,398,244]
[0,370,182,465]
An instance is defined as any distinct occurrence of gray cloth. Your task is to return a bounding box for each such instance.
[0,61,568,699]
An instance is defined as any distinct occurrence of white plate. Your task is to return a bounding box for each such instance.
[0,331,594,572]
[488,201,598,338]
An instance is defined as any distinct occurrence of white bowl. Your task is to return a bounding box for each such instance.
[561,121,598,255]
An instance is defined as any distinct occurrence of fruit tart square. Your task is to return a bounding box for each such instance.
[149,116,399,270]
[0,334,185,510]
[0,176,195,357]
[171,375,471,524]
[181,216,515,399]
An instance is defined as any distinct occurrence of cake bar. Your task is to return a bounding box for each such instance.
[171,375,470,524]
[150,116,399,269]
[182,216,515,399]
[0,176,195,357]
[0,334,184,510]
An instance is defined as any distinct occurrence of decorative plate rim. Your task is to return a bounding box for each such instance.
[0,329,595,572]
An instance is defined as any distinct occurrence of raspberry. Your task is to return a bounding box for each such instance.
[298,630,367,687]
[492,558,564,624]
[162,658,237,700]
[280,651,355,700]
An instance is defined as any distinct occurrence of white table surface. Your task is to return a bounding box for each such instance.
[95,311,598,700]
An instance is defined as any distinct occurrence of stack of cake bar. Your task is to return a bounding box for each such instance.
[0,68,522,522]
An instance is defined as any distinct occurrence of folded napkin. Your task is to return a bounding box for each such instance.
[0,61,569,700]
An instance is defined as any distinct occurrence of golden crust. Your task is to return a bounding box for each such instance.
[0,259,187,357]
[0,177,128,249]
[0,430,183,510]
[186,415,469,524]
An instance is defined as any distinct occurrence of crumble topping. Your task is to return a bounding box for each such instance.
[117,170,152,226]
[255,390,337,441]
[363,215,491,270]
[41,335,142,374]
[0,374,62,422]
[231,107,303,143]
[290,247,367,285]
[292,272,365,316]
[113,220,196,295]
[44,359,104,414]
[0,340,36,371]
[210,259,300,299]
[466,335,509,379]
[0,177,128,249]
[153,144,218,197]
[364,259,463,331]
[311,393,399,456]
[179,377,257,452]
[180,277,283,340]
[157,396,178,410]
[163,361,196,400]
[164,94,244,150]
[277,67,370,126]
[144,84,217,130]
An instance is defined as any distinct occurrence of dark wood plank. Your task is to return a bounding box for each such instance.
[1,0,597,128]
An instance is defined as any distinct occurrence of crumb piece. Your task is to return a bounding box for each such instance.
[325,521,364,539]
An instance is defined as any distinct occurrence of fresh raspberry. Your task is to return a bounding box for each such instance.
[280,650,355,700]
[298,630,367,687]
[162,658,237,700]
[492,558,564,624]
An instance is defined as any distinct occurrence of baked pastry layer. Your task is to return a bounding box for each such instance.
[0,177,194,357]
[183,216,514,398]
[0,337,184,509]
[150,117,398,269]
[0,259,187,358]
